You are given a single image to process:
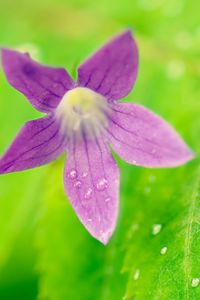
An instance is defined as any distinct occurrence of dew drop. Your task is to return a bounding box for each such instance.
[152,224,162,235]
[160,246,168,255]
[74,180,82,188]
[96,178,108,191]
[68,169,77,179]
[133,269,140,281]
[84,188,92,199]
[191,278,200,288]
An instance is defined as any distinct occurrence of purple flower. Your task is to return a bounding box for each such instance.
[0,30,194,244]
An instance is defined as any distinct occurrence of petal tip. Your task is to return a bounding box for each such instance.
[174,142,195,167]
[97,230,113,245]
[116,28,135,43]
[84,222,115,245]
[162,147,195,168]
[183,148,195,163]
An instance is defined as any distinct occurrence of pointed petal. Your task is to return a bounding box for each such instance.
[0,116,66,174]
[78,30,138,102]
[1,49,74,112]
[107,103,194,168]
[64,133,119,244]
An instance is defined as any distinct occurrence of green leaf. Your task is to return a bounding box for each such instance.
[0,169,45,300]
[122,162,200,300]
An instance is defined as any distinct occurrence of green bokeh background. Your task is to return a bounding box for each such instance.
[0,0,200,299]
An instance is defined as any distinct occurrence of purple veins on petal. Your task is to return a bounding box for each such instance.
[64,133,119,244]
[0,115,66,174]
[107,102,194,168]
[78,30,138,102]
[1,48,74,113]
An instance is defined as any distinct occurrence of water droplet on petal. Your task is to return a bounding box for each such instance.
[96,178,108,191]
[105,197,111,202]
[82,172,88,178]
[191,278,200,288]
[74,180,82,188]
[68,169,77,179]
[84,188,92,199]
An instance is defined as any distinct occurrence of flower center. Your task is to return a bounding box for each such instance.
[55,87,109,137]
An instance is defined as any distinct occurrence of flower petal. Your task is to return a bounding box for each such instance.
[64,132,119,244]
[0,116,66,174]
[1,49,74,112]
[78,30,138,102]
[106,103,194,167]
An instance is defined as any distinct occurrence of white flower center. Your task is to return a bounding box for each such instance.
[55,87,109,137]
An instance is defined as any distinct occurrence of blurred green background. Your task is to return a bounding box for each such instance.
[0,0,200,299]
